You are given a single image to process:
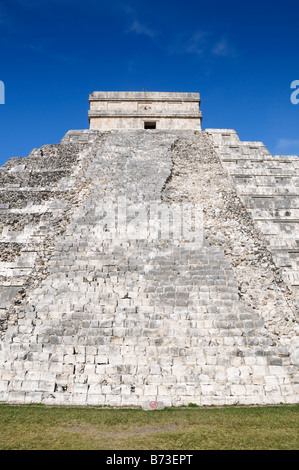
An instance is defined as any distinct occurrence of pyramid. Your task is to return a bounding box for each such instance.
[0,92,298,407]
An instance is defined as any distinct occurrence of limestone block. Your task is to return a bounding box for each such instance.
[141,400,165,410]
[291,348,299,368]
[7,392,26,404]
[86,394,106,406]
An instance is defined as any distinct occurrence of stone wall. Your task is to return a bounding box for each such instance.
[89,117,202,131]
[206,129,299,301]
[0,128,298,407]
[88,92,202,130]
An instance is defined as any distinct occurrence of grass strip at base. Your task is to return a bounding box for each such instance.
[0,404,298,450]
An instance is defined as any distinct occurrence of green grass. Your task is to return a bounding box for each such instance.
[0,404,298,450]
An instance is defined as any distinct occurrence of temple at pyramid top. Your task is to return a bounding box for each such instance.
[88,91,202,130]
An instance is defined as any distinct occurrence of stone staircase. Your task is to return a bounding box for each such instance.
[0,129,298,407]
[206,129,299,301]
[0,129,101,329]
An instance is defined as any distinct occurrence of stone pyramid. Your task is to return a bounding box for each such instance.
[0,95,299,407]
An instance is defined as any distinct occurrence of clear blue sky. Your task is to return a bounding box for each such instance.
[0,0,298,166]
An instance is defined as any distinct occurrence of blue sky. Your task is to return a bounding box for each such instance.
[0,0,298,166]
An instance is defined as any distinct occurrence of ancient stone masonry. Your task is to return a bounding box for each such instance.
[0,99,299,407]
[88,92,202,130]
[0,130,101,336]
[206,129,299,303]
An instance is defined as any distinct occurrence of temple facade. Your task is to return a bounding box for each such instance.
[88,91,202,130]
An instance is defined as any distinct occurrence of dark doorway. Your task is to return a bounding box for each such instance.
[144,121,156,129]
